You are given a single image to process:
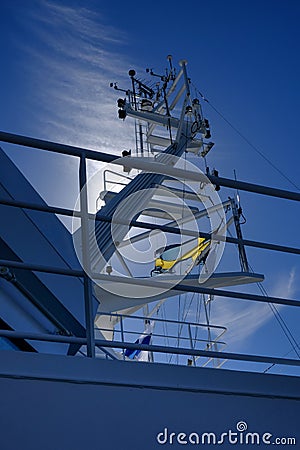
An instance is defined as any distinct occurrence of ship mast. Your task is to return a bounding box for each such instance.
[90,56,262,366]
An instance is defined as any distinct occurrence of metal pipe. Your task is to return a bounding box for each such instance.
[1,272,70,335]
[117,199,230,249]
[101,190,199,217]
[0,258,83,276]
[94,212,300,256]
[0,258,299,308]
[0,130,116,162]
[95,310,227,331]
[103,327,226,346]
[79,156,95,357]
[118,157,300,202]
[207,174,300,202]
[120,316,125,360]
[230,197,249,272]
[179,60,190,97]
[152,68,184,115]
[187,323,196,365]
[0,197,299,255]
[1,130,299,201]
[0,196,78,217]
[169,84,186,111]
[0,329,298,367]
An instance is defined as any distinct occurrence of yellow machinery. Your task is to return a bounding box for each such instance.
[153,237,210,274]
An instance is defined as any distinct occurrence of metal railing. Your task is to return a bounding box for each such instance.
[95,311,227,365]
[0,130,299,370]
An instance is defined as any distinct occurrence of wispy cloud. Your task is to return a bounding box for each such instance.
[270,267,297,299]
[6,0,143,220]
[22,0,136,152]
[210,298,271,350]
[209,267,298,352]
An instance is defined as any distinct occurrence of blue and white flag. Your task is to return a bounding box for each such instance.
[124,321,154,361]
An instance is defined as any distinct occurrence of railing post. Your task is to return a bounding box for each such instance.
[120,316,125,360]
[79,154,95,358]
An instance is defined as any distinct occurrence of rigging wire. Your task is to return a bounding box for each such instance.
[169,291,198,365]
[221,169,300,369]
[263,348,299,374]
[229,221,300,364]
[161,302,170,363]
[167,150,189,364]
[192,83,300,192]
[194,292,202,348]
[226,218,300,361]
[224,216,300,367]
[170,144,215,365]
[254,272,300,360]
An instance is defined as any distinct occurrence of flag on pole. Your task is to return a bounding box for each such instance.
[124,321,154,361]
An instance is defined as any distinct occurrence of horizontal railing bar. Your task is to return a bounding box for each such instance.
[96,310,227,331]
[99,327,227,346]
[230,236,300,255]
[0,131,116,163]
[0,131,300,202]
[1,258,299,308]
[0,258,84,277]
[0,329,298,367]
[0,197,299,256]
[0,197,79,217]
[95,213,300,255]
[207,175,300,202]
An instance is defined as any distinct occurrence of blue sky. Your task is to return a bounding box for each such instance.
[0,0,299,374]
